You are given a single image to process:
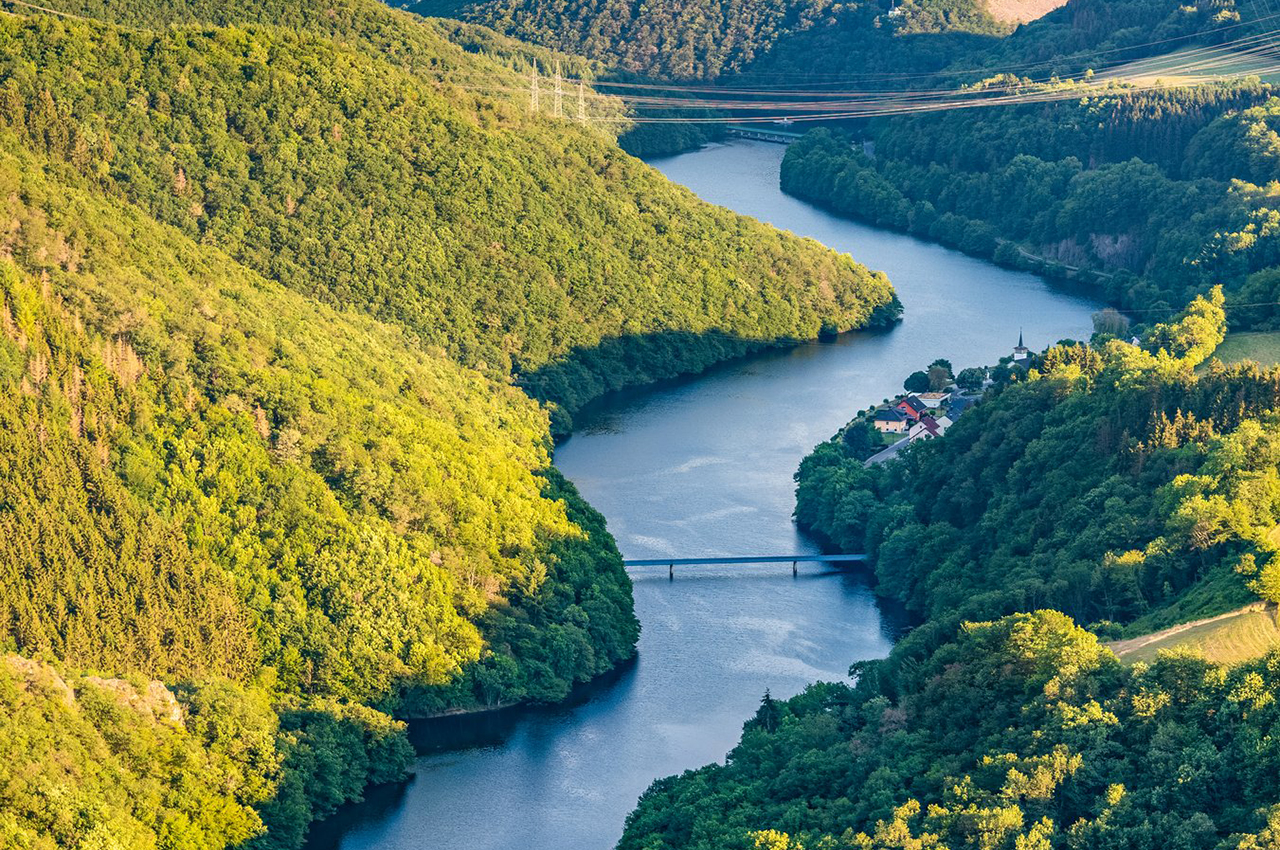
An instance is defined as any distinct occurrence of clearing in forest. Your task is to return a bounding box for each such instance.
[1211,331,1280,367]
[1108,603,1280,665]
[983,0,1069,24]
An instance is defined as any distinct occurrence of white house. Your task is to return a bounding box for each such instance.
[917,391,951,408]
[908,414,952,443]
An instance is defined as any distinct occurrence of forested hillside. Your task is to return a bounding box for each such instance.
[0,126,619,846]
[0,0,898,846]
[17,0,896,429]
[780,80,1280,322]
[790,292,1280,638]
[406,0,1243,86]
[621,610,1280,850]
[406,0,842,80]
[621,291,1280,849]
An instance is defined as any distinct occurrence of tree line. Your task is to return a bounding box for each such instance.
[0,0,898,846]
[619,290,1280,850]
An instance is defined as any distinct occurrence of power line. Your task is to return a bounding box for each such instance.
[530,61,540,113]
[554,60,563,118]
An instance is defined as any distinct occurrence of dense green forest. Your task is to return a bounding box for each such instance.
[396,0,1011,104]
[408,0,1205,83]
[406,0,845,80]
[620,290,1280,850]
[730,0,1257,84]
[0,0,898,846]
[0,127,618,846]
[400,0,1271,150]
[621,609,1280,849]
[19,0,896,430]
[780,89,1280,322]
[789,292,1280,637]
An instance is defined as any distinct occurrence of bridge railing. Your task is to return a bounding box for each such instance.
[623,554,867,578]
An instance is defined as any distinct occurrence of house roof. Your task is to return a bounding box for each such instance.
[897,395,928,412]
[918,392,951,400]
[911,414,954,438]
[873,408,908,422]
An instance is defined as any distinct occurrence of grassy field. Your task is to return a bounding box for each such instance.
[1109,603,1280,665]
[1210,331,1280,367]
[983,0,1068,25]
[1098,46,1280,86]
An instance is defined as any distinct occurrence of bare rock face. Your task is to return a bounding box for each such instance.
[5,654,185,726]
[83,675,187,727]
[1089,232,1144,271]
[5,654,76,708]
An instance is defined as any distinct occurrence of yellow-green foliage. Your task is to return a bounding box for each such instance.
[0,137,580,699]
[0,117,631,848]
[0,656,272,849]
[620,610,1280,849]
[0,2,899,845]
[0,4,894,402]
[0,655,416,850]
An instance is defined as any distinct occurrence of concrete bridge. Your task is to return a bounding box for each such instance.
[724,125,805,145]
[623,554,867,578]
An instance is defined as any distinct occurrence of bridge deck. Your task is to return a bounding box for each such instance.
[724,125,805,144]
[623,554,866,567]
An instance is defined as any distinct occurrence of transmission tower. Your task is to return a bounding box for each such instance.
[530,61,540,113]
[554,61,563,118]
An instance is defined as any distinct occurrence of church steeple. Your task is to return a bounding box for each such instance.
[1013,328,1029,361]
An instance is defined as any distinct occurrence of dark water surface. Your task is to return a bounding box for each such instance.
[308,140,1100,850]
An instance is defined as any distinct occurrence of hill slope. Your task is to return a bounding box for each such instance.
[620,294,1280,850]
[0,0,897,846]
[14,1,896,432]
[403,0,1008,80]
[405,0,839,79]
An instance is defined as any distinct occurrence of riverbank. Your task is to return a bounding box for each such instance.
[632,125,1121,296]
[779,133,1123,302]
[306,139,1097,850]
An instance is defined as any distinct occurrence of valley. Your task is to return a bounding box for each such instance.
[11,0,1280,847]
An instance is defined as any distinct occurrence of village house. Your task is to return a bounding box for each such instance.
[872,408,910,434]
[946,395,977,420]
[917,391,951,408]
[894,395,929,420]
[909,414,952,443]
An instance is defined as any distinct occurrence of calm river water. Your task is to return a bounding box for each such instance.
[307,140,1100,850]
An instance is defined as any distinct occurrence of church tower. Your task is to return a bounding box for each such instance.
[1012,329,1030,362]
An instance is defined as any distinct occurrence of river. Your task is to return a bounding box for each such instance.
[307,139,1100,850]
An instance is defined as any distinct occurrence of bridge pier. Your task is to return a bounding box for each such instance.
[792,560,797,577]
[669,562,674,580]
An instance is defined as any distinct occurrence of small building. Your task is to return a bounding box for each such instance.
[909,414,953,443]
[946,395,977,420]
[1012,329,1031,363]
[895,395,929,420]
[872,408,910,434]
[917,391,951,408]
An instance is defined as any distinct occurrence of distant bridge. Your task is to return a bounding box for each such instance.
[623,554,867,578]
[724,125,805,144]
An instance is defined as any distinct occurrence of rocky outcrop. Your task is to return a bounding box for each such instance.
[6,654,184,726]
